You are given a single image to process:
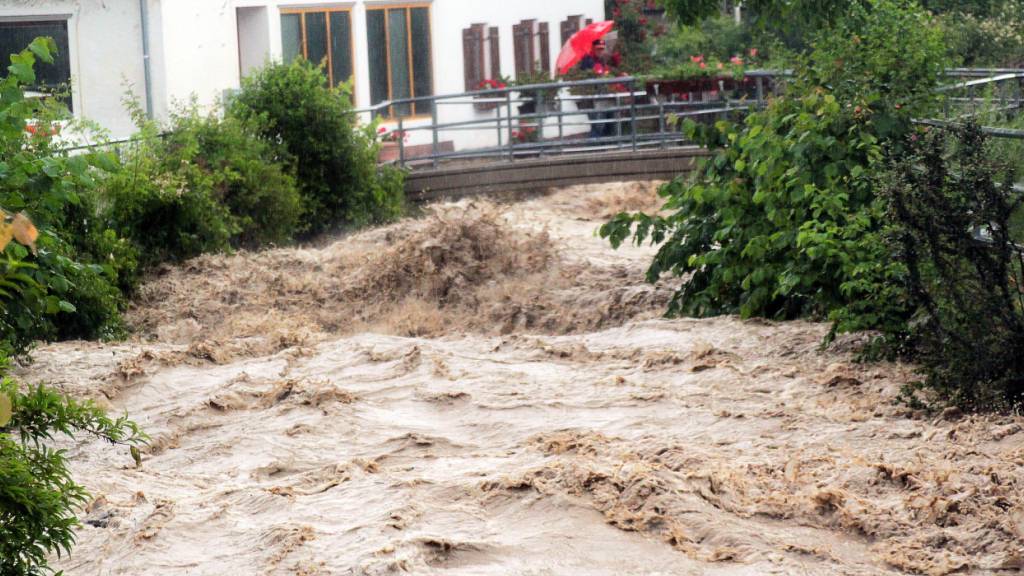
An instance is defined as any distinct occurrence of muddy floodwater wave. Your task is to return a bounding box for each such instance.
[18,183,1024,576]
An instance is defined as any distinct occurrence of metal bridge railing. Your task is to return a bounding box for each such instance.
[361,69,1024,171]
[356,74,782,170]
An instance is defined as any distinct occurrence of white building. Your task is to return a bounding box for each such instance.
[0,0,605,150]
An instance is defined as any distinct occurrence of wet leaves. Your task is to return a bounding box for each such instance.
[11,213,38,253]
[0,210,38,253]
[0,392,11,428]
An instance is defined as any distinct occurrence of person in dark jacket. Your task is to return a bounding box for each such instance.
[576,39,613,138]
[578,39,610,75]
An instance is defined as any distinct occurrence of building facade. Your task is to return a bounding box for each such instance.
[0,0,605,147]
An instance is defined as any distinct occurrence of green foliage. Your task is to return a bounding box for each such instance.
[98,100,302,268]
[0,363,146,575]
[805,0,948,120]
[879,123,1024,409]
[601,0,945,335]
[658,0,858,28]
[936,0,1024,67]
[654,14,755,64]
[608,0,664,73]
[164,105,302,249]
[228,59,404,236]
[0,38,129,354]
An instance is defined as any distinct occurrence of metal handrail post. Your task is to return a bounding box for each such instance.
[756,76,764,108]
[615,93,623,148]
[496,101,504,151]
[431,102,439,168]
[397,116,405,168]
[658,100,666,149]
[557,91,564,141]
[630,80,638,152]
[536,89,545,158]
[506,91,515,162]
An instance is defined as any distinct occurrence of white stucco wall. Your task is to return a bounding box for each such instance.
[422,0,606,150]
[151,0,240,116]
[1,0,606,146]
[0,0,149,138]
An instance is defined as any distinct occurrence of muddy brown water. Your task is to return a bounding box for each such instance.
[19,183,1024,575]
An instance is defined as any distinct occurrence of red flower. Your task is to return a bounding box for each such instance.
[730,56,743,65]
[612,7,621,17]
[716,62,724,70]
[639,17,648,25]
[749,48,759,58]
[690,55,704,63]
[699,62,706,69]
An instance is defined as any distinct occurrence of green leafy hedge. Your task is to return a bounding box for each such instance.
[602,0,945,339]
[228,59,404,236]
[880,123,1024,409]
[1,38,132,354]
[97,100,302,268]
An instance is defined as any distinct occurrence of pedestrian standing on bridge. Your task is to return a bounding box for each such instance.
[576,39,614,139]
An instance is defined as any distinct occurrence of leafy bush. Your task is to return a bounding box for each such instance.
[228,59,404,236]
[880,123,1024,409]
[1,38,129,353]
[601,0,945,336]
[98,100,301,267]
[163,105,302,249]
[0,360,146,575]
[937,0,1024,67]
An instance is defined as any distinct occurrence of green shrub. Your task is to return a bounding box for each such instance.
[937,0,1024,67]
[162,105,302,249]
[98,101,301,267]
[601,0,945,337]
[98,117,236,267]
[0,38,129,353]
[880,123,1024,409]
[0,360,146,575]
[228,59,404,236]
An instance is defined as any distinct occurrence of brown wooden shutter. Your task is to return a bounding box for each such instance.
[463,25,487,91]
[538,22,550,74]
[488,26,501,80]
[561,15,582,44]
[463,27,477,91]
[513,22,527,78]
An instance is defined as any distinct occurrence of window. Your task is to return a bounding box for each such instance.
[366,5,433,118]
[512,20,550,80]
[280,8,353,88]
[560,15,583,45]
[462,24,500,92]
[0,18,72,109]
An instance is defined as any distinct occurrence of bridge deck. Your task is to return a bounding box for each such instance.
[404,146,711,202]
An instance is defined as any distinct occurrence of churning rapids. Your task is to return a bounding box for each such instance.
[18,182,1024,575]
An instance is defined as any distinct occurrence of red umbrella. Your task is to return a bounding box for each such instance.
[556,20,615,75]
